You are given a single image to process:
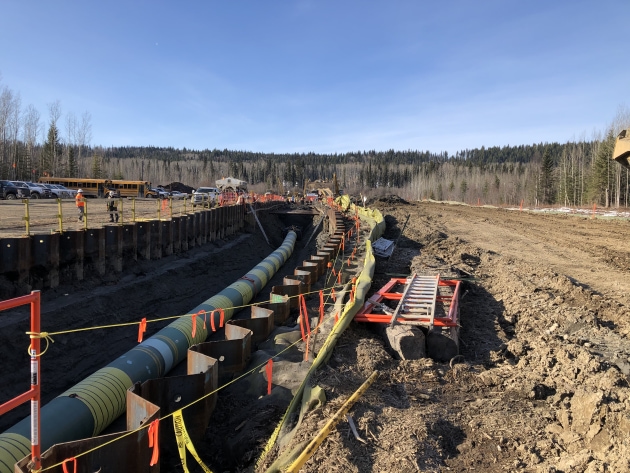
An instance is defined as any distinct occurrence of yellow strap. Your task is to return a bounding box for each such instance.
[25,331,54,357]
[172,409,214,473]
[285,370,379,472]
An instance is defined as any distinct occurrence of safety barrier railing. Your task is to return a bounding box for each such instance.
[0,193,302,239]
[1,197,256,236]
[0,291,42,472]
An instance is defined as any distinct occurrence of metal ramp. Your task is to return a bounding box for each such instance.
[354,273,461,329]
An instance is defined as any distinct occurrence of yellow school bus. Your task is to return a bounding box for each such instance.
[39,177,153,198]
[108,180,154,198]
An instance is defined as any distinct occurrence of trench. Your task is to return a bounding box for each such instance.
[0,210,321,438]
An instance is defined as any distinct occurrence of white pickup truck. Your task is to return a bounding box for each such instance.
[191,187,219,206]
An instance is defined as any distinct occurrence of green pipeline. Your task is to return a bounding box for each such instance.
[0,231,296,473]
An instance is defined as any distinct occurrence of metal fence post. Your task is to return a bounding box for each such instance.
[132,198,136,222]
[84,200,88,230]
[23,199,30,236]
[119,198,123,225]
[57,198,63,233]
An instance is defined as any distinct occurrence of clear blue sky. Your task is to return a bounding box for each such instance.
[1,1,627,155]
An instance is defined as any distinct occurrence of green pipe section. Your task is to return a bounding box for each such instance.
[0,231,297,473]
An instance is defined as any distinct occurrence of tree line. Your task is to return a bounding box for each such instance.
[1,77,629,207]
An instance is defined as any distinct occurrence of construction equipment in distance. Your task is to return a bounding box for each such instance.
[216,176,248,192]
[613,128,630,168]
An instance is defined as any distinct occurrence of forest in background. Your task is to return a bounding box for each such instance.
[2,81,629,208]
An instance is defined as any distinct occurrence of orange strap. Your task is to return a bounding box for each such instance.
[197,310,207,330]
[62,457,77,473]
[301,295,311,337]
[191,312,197,338]
[337,270,342,284]
[331,288,336,302]
[298,294,306,341]
[148,418,160,466]
[138,318,147,343]
[299,295,310,361]
[210,309,225,332]
[334,312,339,324]
[266,359,273,395]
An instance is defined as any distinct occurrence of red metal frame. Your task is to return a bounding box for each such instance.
[0,291,41,471]
[354,277,460,327]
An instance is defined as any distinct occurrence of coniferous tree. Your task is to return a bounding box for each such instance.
[460,179,468,201]
[540,149,555,204]
[40,122,62,176]
[589,130,616,206]
[91,154,102,178]
[67,146,78,177]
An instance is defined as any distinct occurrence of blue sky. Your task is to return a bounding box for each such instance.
[1,1,627,154]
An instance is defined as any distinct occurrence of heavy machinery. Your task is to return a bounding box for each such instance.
[216,176,248,192]
[613,128,630,168]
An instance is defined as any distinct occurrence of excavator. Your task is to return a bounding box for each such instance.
[613,129,630,168]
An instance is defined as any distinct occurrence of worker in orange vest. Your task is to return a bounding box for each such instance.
[76,189,85,222]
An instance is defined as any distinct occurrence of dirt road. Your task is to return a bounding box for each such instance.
[283,200,630,473]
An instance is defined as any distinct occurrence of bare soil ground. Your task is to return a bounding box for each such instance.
[1,200,630,472]
[0,197,203,237]
[272,200,630,473]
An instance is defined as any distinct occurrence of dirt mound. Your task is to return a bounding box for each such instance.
[373,194,409,205]
[165,181,195,193]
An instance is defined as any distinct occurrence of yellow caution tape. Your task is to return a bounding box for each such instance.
[173,409,214,473]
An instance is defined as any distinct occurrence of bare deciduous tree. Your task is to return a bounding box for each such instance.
[22,104,40,178]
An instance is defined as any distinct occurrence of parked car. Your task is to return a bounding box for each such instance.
[191,187,219,205]
[42,184,75,199]
[145,187,169,199]
[170,190,187,200]
[57,185,78,198]
[11,181,51,199]
[0,180,30,199]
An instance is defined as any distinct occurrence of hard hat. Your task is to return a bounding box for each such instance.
[77,189,83,193]
[109,191,115,197]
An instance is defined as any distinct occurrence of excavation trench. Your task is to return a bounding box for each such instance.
[0,209,327,471]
